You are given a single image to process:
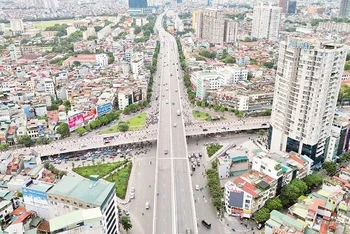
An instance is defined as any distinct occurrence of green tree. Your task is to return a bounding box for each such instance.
[123,106,131,115]
[264,198,283,211]
[18,135,33,147]
[199,49,216,59]
[73,61,81,67]
[120,216,132,231]
[290,179,307,195]
[303,174,323,188]
[263,61,274,69]
[76,126,86,136]
[254,207,270,223]
[94,26,103,32]
[257,130,266,136]
[0,143,9,150]
[56,123,70,138]
[280,184,300,207]
[87,35,98,40]
[134,26,142,35]
[201,101,206,108]
[322,161,337,176]
[219,106,225,112]
[17,191,23,197]
[118,122,129,132]
[213,105,220,111]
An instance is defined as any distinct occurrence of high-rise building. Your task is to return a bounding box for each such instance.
[339,0,350,17]
[9,19,24,35]
[279,0,288,13]
[177,0,182,3]
[269,38,346,164]
[287,1,296,14]
[194,9,226,44]
[128,0,147,9]
[224,20,238,43]
[251,4,281,41]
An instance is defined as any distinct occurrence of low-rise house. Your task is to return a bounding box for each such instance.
[217,150,249,179]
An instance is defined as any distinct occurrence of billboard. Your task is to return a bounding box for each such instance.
[22,186,49,207]
[133,88,143,103]
[68,113,84,131]
[83,108,97,123]
[96,102,112,117]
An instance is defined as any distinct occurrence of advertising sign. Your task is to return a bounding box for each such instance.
[96,102,112,117]
[83,108,97,122]
[22,187,48,207]
[133,88,143,103]
[68,113,84,131]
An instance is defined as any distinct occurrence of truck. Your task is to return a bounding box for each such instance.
[176,109,181,116]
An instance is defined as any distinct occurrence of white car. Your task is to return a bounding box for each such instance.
[175,89,178,92]
[173,123,177,127]
[195,185,200,191]
[166,88,168,91]
[146,202,150,210]
[131,187,135,193]
[166,100,169,104]
[130,193,135,199]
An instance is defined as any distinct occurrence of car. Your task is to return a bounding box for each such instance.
[164,149,168,154]
[166,100,169,104]
[166,88,168,91]
[172,102,175,105]
[199,153,202,157]
[170,73,173,76]
[192,164,196,171]
[162,94,165,97]
[195,184,199,190]
[123,210,130,216]
[60,148,66,151]
[173,123,177,127]
[130,193,135,199]
[191,157,195,163]
[257,223,265,230]
[175,89,178,92]
[197,161,200,166]
[262,123,267,126]
[188,154,192,159]
[203,129,208,132]
[201,220,211,229]
[190,171,193,176]
[145,202,150,210]
[131,187,135,193]
[81,144,87,148]
[186,228,192,234]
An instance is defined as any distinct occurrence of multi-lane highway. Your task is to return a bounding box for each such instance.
[152,12,197,234]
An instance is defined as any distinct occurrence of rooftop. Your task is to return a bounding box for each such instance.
[47,175,115,207]
[49,207,102,232]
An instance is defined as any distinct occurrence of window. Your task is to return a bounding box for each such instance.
[67,200,70,203]
[74,202,77,205]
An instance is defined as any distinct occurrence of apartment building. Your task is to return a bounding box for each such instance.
[325,115,350,162]
[252,4,282,41]
[269,38,346,164]
[10,19,24,35]
[194,9,236,44]
[339,0,350,17]
[192,71,225,100]
[47,175,119,234]
[224,171,277,218]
